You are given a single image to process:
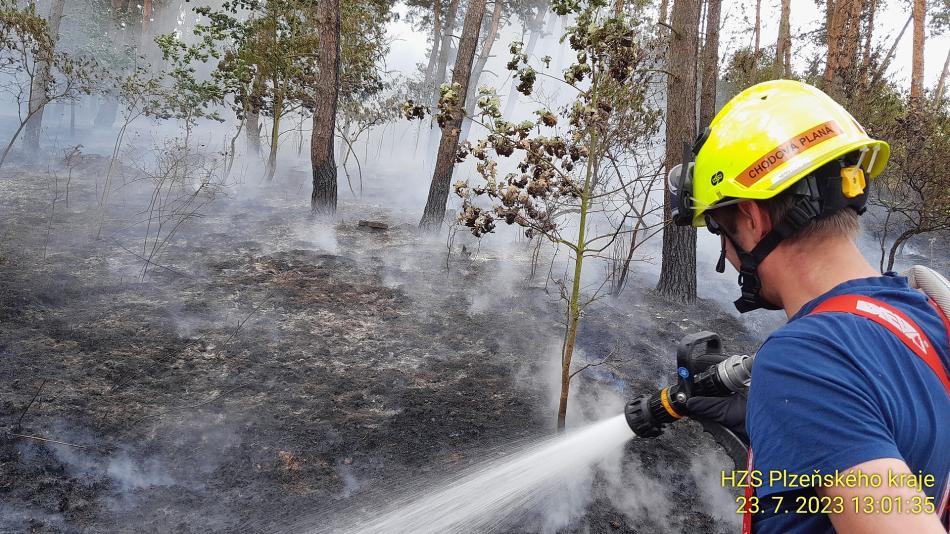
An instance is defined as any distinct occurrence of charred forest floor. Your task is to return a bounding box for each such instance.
[0,154,761,533]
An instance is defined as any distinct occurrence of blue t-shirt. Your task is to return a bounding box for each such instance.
[747,274,949,533]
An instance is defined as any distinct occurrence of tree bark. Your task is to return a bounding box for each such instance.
[700,0,720,128]
[910,0,926,103]
[431,0,461,108]
[870,14,911,88]
[311,0,341,215]
[935,47,950,104]
[656,0,700,303]
[246,110,261,155]
[466,0,503,106]
[266,97,282,181]
[886,229,918,271]
[774,0,791,77]
[423,0,443,92]
[840,0,864,73]
[460,0,503,141]
[24,0,66,152]
[752,0,761,63]
[142,0,152,45]
[659,0,669,25]
[419,0,488,230]
[824,0,836,86]
[823,0,864,96]
[860,0,876,84]
[245,74,264,156]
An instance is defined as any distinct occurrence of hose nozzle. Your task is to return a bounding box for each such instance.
[624,332,753,439]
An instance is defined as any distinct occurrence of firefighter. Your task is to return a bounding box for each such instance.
[668,80,950,533]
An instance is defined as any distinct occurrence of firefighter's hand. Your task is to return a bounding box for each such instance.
[686,391,748,443]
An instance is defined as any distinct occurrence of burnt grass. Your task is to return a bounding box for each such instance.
[0,157,760,533]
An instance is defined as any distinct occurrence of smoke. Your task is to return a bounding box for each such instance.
[289,218,340,254]
[24,432,176,511]
[690,451,742,528]
[601,452,675,531]
[10,2,934,532]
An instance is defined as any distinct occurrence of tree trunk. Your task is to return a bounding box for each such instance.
[840,0,864,76]
[656,0,700,303]
[860,0,876,84]
[431,0,461,108]
[700,0,720,128]
[823,0,863,96]
[823,0,839,89]
[910,0,926,103]
[774,0,791,77]
[311,0,341,215]
[24,0,66,153]
[424,0,443,92]
[461,0,503,141]
[659,0,669,25]
[245,74,264,156]
[886,229,917,271]
[142,0,152,45]
[266,102,281,181]
[870,14,911,88]
[556,79,601,429]
[466,0,503,106]
[935,48,950,104]
[94,96,119,128]
[752,0,761,62]
[419,0,488,230]
[424,0,461,164]
[246,110,261,155]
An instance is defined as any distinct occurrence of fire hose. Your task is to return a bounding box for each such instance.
[624,265,950,469]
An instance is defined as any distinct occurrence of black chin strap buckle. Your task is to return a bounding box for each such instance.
[737,265,761,297]
[716,237,727,273]
[733,254,780,313]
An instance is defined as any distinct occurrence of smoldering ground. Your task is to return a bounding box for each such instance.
[0,136,758,533]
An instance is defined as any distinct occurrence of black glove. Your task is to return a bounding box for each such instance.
[686,391,749,443]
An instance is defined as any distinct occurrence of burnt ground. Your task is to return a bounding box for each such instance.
[0,154,763,533]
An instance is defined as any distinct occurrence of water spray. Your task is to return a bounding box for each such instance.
[624,332,753,467]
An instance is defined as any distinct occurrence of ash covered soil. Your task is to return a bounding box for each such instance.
[0,156,762,533]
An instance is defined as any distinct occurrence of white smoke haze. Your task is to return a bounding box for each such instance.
[603,454,675,529]
[5,0,947,532]
[690,450,742,528]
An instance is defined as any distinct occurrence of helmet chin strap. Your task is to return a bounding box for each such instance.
[716,188,824,314]
[717,228,782,313]
[705,157,869,313]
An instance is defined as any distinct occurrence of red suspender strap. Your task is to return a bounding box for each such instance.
[810,295,950,395]
[811,294,950,530]
[742,448,754,534]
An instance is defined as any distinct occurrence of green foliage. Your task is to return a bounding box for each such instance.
[0,0,100,91]
[454,4,663,243]
[340,0,393,104]
[154,35,225,124]
[722,46,791,91]
[159,0,322,123]
[0,0,101,165]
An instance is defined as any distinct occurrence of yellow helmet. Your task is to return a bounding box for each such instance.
[670,79,890,227]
